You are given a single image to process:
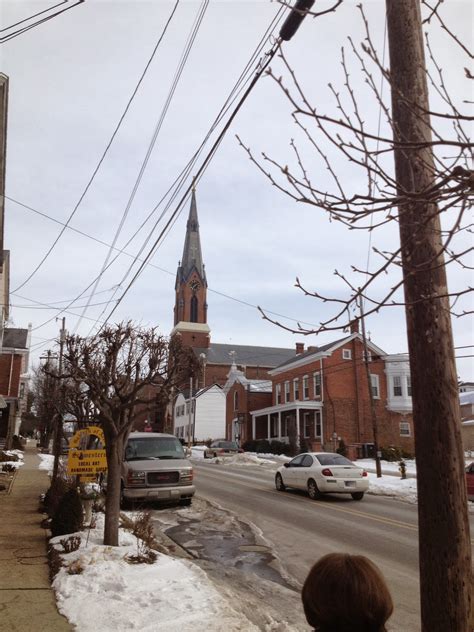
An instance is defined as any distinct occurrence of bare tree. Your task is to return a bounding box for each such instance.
[240,1,472,629]
[31,363,58,449]
[62,322,198,546]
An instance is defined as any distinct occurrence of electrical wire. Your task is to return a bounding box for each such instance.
[75,0,209,333]
[27,3,288,335]
[12,0,180,291]
[1,1,85,44]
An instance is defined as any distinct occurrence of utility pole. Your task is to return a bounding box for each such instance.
[386,2,472,629]
[359,298,382,478]
[52,317,66,483]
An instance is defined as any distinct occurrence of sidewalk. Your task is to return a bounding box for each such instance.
[0,442,72,631]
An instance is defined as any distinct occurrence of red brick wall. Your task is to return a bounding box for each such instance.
[225,382,271,442]
[174,272,207,325]
[0,353,22,397]
[270,338,415,452]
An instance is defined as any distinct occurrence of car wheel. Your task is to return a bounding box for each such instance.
[213,452,218,458]
[275,473,286,492]
[308,478,322,500]
[179,498,192,507]
[351,492,364,501]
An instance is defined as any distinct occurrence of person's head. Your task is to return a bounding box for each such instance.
[301,553,393,632]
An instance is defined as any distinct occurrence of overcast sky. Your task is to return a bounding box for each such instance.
[1,0,472,379]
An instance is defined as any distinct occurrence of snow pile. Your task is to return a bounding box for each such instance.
[38,453,55,473]
[356,458,417,476]
[1,449,25,470]
[191,445,206,459]
[367,473,418,504]
[52,514,258,632]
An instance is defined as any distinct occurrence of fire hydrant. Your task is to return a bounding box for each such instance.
[399,460,407,480]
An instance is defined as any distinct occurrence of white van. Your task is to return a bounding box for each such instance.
[120,432,195,508]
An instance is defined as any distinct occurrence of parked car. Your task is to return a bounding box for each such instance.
[120,432,195,508]
[466,462,474,501]
[275,452,369,501]
[204,440,242,459]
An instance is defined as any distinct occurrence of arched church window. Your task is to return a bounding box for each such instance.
[190,295,198,322]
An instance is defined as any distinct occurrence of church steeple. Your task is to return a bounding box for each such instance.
[172,185,210,348]
[178,188,206,285]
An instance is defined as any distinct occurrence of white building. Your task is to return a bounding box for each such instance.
[174,384,225,442]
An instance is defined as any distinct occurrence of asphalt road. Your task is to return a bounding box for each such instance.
[192,460,474,632]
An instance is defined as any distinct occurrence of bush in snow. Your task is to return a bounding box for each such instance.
[44,477,72,518]
[60,535,82,553]
[51,488,83,537]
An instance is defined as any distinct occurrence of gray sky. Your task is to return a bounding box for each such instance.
[2,0,473,379]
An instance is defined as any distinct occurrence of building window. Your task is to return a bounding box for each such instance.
[313,372,321,398]
[400,422,411,436]
[370,374,380,399]
[315,411,322,438]
[276,384,281,405]
[304,413,312,438]
[284,381,290,403]
[234,391,239,411]
[303,375,309,400]
[407,375,412,397]
[363,350,372,363]
[271,417,278,438]
[293,378,299,400]
[393,375,403,397]
[342,348,352,360]
[190,295,198,322]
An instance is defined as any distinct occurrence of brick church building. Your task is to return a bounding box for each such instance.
[160,187,414,455]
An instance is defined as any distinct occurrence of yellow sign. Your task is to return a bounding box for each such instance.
[67,450,107,474]
[69,426,105,449]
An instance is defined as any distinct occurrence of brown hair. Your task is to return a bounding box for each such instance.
[301,553,394,632]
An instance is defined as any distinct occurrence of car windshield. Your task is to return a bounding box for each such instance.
[125,437,185,461]
[216,441,238,449]
[316,454,354,466]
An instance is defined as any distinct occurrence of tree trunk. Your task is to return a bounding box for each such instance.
[386,2,472,630]
[103,433,124,546]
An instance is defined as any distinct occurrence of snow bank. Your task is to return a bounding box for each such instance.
[367,473,418,504]
[38,453,55,473]
[52,514,258,632]
[1,449,24,470]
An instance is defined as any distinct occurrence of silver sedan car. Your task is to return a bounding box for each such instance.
[275,452,369,501]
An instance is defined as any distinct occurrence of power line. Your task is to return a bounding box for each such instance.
[76,0,209,333]
[1,1,85,44]
[12,0,180,291]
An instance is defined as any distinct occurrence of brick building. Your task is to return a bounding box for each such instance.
[0,327,31,448]
[166,187,297,436]
[245,327,414,457]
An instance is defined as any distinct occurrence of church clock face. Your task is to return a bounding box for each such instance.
[189,280,201,291]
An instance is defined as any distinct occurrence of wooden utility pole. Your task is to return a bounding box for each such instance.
[52,317,66,483]
[359,299,382,478]
[386,2,472,629]
[187,376,193,449]
[0,74,7,270]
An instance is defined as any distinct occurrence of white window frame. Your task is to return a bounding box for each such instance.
[303,412,312,438]
[370,374,380,399]
[303,375,309,400]
[284,381,290,403]
[342,348,352,360]
[393,375,403,397]
[293,378,299,400]
[315,410,322,438]
[313,371,321,398]
[275,383,281,405]
[400,421,411,437]
[407,375,412,397]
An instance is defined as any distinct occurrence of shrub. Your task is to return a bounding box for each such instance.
[124,511,158,564]
[44,478,72,518]
[269,440,292,456]
[299,438,312,454]
[2,463,16,472]
[0,451,18,462]
[67,559,85,575]
[60,535,82,553]
[51,488,83,537]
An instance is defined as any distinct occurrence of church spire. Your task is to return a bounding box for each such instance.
[179,188,206,284]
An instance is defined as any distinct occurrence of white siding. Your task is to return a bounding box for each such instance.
[173,386,226,441]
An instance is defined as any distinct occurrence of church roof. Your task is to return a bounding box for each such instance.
[177,190,206,285]
[194,342,296,368]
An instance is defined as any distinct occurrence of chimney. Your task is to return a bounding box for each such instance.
[296,342,305,355]
[307,346,318,352]
[350,319,360,334]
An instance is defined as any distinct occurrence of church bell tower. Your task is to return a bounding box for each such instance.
[171,185,210,348]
